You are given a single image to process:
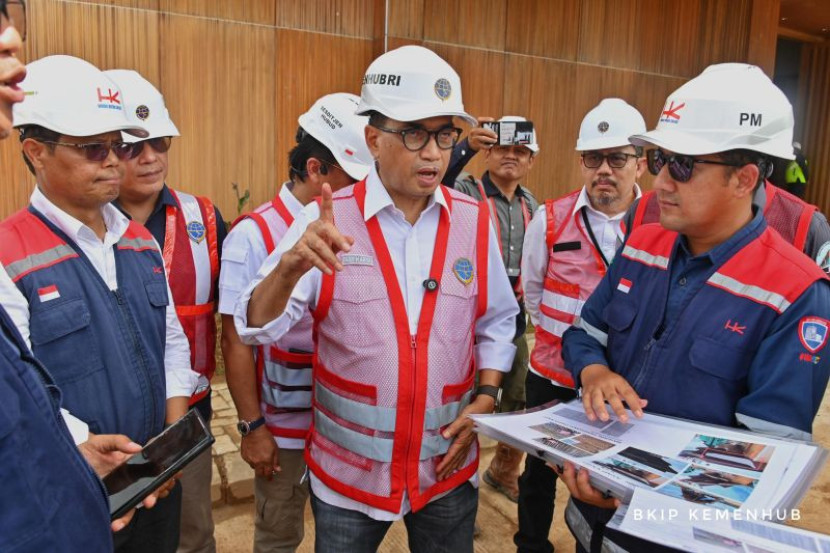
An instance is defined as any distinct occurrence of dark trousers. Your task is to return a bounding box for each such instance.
[310,483,478,553]
[514,371,577,553]
[113,480,182,553]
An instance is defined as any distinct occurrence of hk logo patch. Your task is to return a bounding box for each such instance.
[187,221,206,243]
[799,317,829,353]
[453,258,474,285]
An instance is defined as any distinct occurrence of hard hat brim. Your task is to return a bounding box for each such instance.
[575,136,638,152]
[630,128,724,156]
[338,157,371,181]
[122,120,180,143]
[356,103,477,127]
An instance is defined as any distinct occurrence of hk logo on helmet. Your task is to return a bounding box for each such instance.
[799,317,829,353]
[135,105,150,121]
[97,87,123,111]
[187,221,206,243]
[434,78,452,102]
[659,101,685,125]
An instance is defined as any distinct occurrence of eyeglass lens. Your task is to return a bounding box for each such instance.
[582,152,632,169]
[646,149,694,182]
[402,127,460,151]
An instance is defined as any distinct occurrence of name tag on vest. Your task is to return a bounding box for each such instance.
[553,241,581,253]
[341,254,374,266]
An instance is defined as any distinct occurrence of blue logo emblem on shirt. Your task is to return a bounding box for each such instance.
[453,258,474,285]
[187,221,206,243]
[799,317,828,353]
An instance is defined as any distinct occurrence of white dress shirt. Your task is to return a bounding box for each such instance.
[218,183,304,316]
[521,184,641,379]
[234,166,519,520]
[0,188,198,401]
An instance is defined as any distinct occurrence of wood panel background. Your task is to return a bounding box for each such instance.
[0,0,799,221]
[799,42,830,220]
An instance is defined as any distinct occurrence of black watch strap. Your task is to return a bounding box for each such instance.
[475,385,501,402]
[237,416,266,436]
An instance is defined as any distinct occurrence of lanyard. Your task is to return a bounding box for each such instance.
[579,207,610,268]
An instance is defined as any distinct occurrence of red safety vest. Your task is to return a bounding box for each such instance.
[529,190,608,387]
[164,190,219,405]
[306,180,490,513]
[232,193,313,449]
[630,182,817,251]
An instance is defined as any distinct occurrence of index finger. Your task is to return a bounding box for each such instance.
[319,182,334,223]
[476,116,495,125]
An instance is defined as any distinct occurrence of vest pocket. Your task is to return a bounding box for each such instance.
[144,280,170,307]
[603,297,637,332]
[689,336,751,381]
[30,298,105,384]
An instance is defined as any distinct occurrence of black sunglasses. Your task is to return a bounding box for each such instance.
[130,136,173,155]
[372,124,462,152]
[646,148,742,183]
[41,139,137,162]
[0,0,25,41]
[581,151,639,169]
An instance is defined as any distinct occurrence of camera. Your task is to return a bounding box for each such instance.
[482,120,535,146]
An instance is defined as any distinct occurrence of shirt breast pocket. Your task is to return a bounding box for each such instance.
[29,297,105,384]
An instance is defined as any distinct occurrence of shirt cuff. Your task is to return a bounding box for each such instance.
[60,409,89,445]
[474,342,517,373]
[165,369,199,399]
[233,285,294,346]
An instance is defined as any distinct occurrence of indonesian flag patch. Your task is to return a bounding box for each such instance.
[38,285,60,302]
[617,277,632,294]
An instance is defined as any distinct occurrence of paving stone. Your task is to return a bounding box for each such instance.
[212,434,237,456]
[212,426,226,437]
[212,381,228,392]
[212,396,230,411]
[212,416,236,428]
[225,454,255,502]
[211,458,224,506]
[224,424,241,444]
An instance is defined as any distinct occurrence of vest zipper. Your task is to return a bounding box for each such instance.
[113,288,159,438]
[405,334,417,497]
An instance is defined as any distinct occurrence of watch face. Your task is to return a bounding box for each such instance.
[237,421,249,436]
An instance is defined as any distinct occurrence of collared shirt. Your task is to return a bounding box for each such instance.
[0,187,198,401]
[218,182,302,316]
[571,184,642,263]
[233,165,519,521]
[454,171,538,278]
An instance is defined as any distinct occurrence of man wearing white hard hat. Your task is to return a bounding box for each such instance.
[235,45,518,552]
[560,64,830,553]
[515,98,646,553]
[0,55,199,553]
[105,69,227,553]
[444,115,540,503]
[219,92,372,553]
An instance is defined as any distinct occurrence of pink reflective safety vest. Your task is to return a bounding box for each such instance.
[630,182,817,252]
[306,180,490,513]
[163,190,219,405]
[530,190,607,387]
[232,194,312,449]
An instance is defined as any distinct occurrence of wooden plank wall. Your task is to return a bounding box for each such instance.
[0,0,784,220]
[799,42,830,218]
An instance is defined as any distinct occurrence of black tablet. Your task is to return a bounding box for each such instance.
[104,409,215,520]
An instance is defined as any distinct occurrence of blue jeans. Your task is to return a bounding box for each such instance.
[310,483,478,553]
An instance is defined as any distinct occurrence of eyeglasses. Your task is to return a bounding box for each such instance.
[372,124,462,151]
[646,148,742,183]
[41,140,138,162]
[581,151,639,169]
[0,0,26,41]
[131,136,172,155]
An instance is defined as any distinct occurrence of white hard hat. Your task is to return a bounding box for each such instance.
[13,55,148,138]
[576,98,646,151]
[298,92,373,181]
[356,46,476,126]
[631,63,795,160]
[498,115,539,154]
[104,69,180,143]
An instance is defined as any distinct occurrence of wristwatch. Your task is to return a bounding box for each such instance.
[475,385,501,403]
[237,417,266,437]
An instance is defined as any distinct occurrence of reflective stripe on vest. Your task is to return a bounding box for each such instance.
[708,271,792,314]
[621,244,670,269]
[4,244,78,281]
